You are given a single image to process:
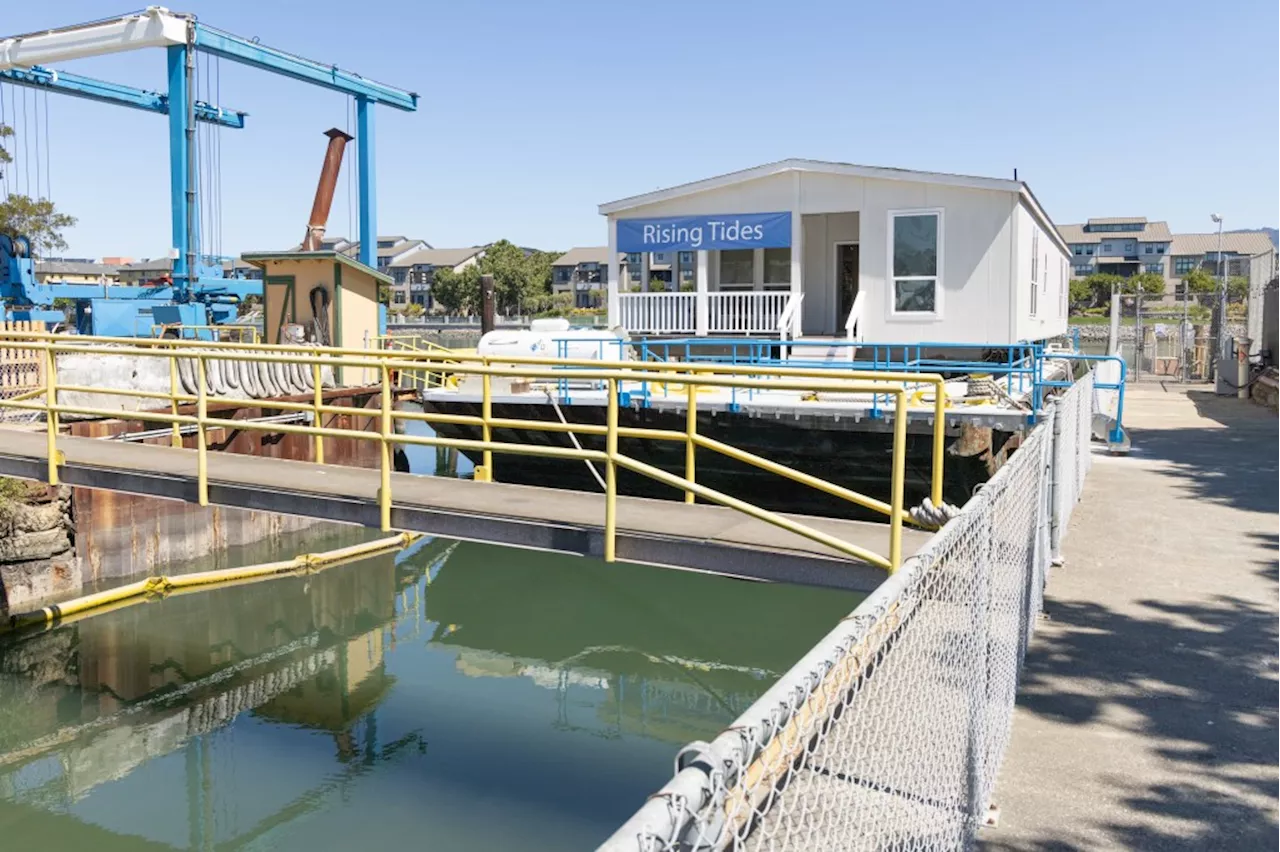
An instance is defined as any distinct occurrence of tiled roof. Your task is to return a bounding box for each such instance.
[35,260,118,276]
[392,247,484,268]
[1058,221,1172,244]
[552,246,609,266]
[1169,232,1276,257]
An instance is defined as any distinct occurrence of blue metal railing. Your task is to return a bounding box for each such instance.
[546,333,1124,436]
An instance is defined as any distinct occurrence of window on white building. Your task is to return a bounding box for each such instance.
[763,248,791,285]
[891,211,940,314]
[719,250,754,286]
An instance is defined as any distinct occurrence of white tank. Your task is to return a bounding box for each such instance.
[478,325,632,361]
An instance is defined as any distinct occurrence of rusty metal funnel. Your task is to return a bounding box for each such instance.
[301,128,354,251]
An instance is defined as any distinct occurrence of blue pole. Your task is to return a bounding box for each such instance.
[356,95,376,268]
[167,44,190,296]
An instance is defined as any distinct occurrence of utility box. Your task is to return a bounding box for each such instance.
[242,251,390,386]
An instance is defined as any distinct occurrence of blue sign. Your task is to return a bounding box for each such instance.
[617,212,791,253]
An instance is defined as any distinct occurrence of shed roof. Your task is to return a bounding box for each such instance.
[392,246,484,268]
[240,250,392,284]
[1169,232,1276,257]
[552,246,609,267]
[598,158,1069,256]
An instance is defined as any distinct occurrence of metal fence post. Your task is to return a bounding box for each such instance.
[312,361,325,464]
[379,363,392,531]
[1047,399,1062,565]
[478,370,493,482]
[195,354,208,506]
[684,381,696,504]
[605,377,619,561]
[44,346,60,486]
[888,389,907,572]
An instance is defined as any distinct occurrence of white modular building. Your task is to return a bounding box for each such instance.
[600,159,1071,347]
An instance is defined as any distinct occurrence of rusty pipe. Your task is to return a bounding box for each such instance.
[301,128,354,251]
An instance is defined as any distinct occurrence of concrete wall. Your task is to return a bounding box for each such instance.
[1262,286,1278,364]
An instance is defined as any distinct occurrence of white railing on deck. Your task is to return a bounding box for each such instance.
[777,293,804,360]
[844,291,866,360]
[708,291,789,334]
[618,292,696,334]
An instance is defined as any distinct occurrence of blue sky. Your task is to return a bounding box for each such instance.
[1,0,1276,259]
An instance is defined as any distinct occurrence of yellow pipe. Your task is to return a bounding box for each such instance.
[931,378,946,506]
[44,347,58,487]
[4,385,47,402]
[312,363,325,465]
[480,371,493,479]
[196,356,209,506]
[379,364,392,532]
[2,533,418,635]
[889,391,908,572]
[685,382,696,505]
[605,378,618,562]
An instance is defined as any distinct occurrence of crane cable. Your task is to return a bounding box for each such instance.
[0,82,8,200]
[42,89,50,202]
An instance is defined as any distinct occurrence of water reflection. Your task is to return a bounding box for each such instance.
[0,537,859,850]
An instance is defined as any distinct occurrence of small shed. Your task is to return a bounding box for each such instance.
[243,250,390,385]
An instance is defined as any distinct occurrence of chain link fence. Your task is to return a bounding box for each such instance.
[599,371,1098,852]
[0,321,45,422]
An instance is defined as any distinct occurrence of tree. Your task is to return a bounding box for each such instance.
[432,264,480,315]
[1077,272,1124,309]
[1227,276,1249,302]
[1182,267,1217,295]
[1068,278,1094,310]
[0,122,76,256]
[1121,272,1166,297]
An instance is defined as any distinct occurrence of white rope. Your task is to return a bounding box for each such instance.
[909,496,962,529]
[543,387,607,491]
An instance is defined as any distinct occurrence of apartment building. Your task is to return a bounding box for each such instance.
[1059,217,1277,299]
[34,259,120,285]
[1058,218,1172,279]
[387,247,485,308]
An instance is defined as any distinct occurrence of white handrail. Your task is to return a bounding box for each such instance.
[844,291,866,361]
[778,293,804,360]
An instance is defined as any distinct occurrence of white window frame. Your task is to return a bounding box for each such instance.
[886,207,944,321]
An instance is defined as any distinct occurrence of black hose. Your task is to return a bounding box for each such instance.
[310,286,332,347]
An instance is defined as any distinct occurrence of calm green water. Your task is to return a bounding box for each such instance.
[0,535,860,850]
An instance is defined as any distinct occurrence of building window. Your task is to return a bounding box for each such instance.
[1074,245,1084,256]
[890,210,940,314]
[1145,262,1164,274]
[1074,264,1092,276]
[1085,246,1094,256]
[678,251,694,267]
[719,250,754,286]
[1031,231,1040,283]
[393,291,406,304]
[763,248,791,285]
[1143,245,1153,254]
[1173,256,1199,275]
[1101,242,1114,254]
[1124,241,1136,254]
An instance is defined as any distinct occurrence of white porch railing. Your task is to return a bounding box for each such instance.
[844,291,866,359]
[708,291,790,334]
[618,293,696,334]
[778,293,804,360]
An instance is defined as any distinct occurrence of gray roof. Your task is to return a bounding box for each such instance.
[392,246,484,269]
[1058,220,1172,244]
[552,246,609,267]
[376,239,426,259]
[35,260,118,276]
[119,258,174,273]
[1169,232,1276,257]
[1087,216,1147,226]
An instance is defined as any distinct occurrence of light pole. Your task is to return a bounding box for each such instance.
[1210,213,1225,381]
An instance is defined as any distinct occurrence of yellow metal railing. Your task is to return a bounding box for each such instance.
[0,331,949,573]
[151,323,261,344]
[370,333,462,390]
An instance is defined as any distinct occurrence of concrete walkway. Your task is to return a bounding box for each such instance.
[983,384,1278,850]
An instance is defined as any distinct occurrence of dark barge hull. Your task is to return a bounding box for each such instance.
[418,400,1020,520]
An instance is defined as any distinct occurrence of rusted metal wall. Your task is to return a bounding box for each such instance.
[67,389,393,582]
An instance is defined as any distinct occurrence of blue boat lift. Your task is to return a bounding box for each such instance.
[0,7,417,333]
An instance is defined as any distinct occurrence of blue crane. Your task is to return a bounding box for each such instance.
[0,7,417,335]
